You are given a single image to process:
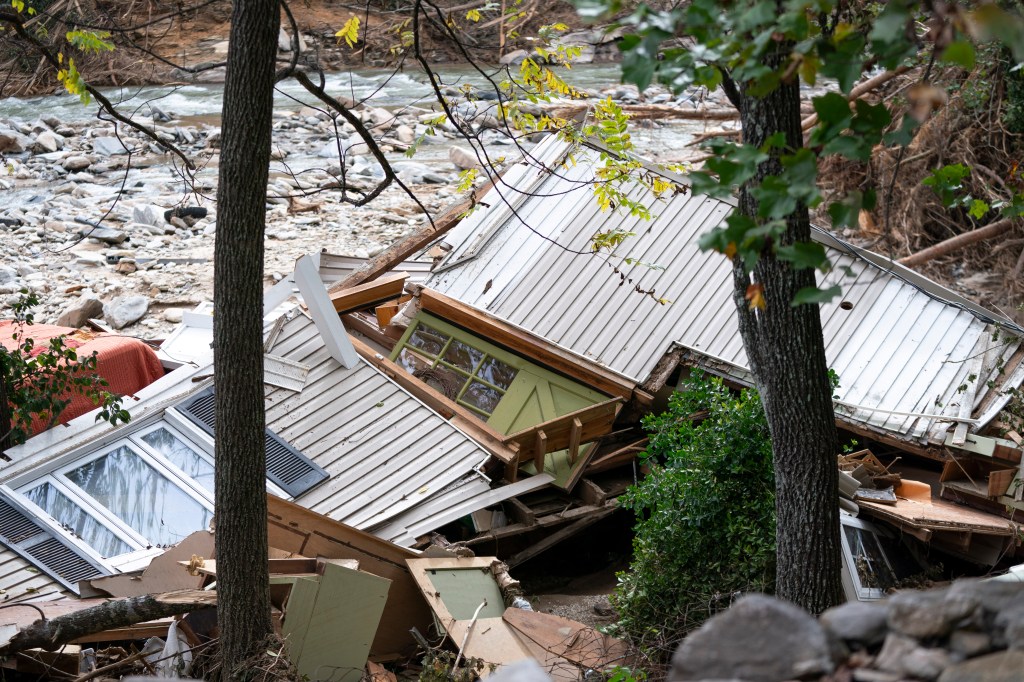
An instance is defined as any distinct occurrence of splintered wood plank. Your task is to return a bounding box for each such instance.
[568,418,582,464]
[406,557,533,667]
[330,272,409,314]
[534,430,548,471]
[502,608,635,670]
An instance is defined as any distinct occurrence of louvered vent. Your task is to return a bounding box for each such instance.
[25,537,101,584]
[0,492,109,593]
[177,387,328,497]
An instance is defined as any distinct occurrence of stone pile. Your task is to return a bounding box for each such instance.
[670,581,1024,682]
[0,79,715,339]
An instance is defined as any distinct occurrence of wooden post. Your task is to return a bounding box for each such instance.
[534,429,547,471]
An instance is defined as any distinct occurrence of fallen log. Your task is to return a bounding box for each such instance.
[545,102,740,122]
[800,66,911,131]
[0,590,217,656]
[898,218,1021,268]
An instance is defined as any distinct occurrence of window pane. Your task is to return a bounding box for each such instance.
[462,381,502,415]
[443,340,484,373]
[396,347,432,375]
[844,526,896,591]
[408,324,449,357]
[65,446,212,548]
[141,428,215,493]
[419,364,465,400]
[25,482,132,558]
[477,356,517,390]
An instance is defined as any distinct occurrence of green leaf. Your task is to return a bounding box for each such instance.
[941,41,976,71]
[968,199,990,219]
[776,241,830,272]
[792,285,842,306]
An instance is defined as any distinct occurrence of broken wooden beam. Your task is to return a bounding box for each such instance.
[329,272,408,314]
[326,183,493,295]
[505,507,616,567]
[502,398,622,464]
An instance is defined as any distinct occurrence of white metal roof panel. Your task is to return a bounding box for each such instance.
[265,311,491,529]
[424,135,1024,445]
[0,546,64,603]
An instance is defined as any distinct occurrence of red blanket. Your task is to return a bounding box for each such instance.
[0,322,165,434]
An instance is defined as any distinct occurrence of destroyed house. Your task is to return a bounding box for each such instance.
[4,133,1024,617]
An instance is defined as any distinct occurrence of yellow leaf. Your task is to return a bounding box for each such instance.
[723,242,737,260]
[466,8,481,22]
[745,283,766,311]
[335,16,360,49]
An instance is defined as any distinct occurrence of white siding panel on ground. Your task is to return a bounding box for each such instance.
[265,311,490,529]
[426,135,1024,445]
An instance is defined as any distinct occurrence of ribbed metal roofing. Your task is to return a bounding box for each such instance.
[424,135,1024,445]
[264,310,492,529]
[0,546,64,603]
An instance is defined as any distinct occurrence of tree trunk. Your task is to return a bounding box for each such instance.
[733,55,844,613]
[213,0,279,674]
[0,591,217,656]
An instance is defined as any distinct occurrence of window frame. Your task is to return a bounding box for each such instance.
[839,515,897,601]
[15,420,221,559]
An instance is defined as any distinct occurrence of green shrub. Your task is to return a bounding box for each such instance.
[611,371,776,661]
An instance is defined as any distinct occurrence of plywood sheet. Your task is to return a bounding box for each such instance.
[859,495,1018,535]
[502,608,634,671]
[406,557,533,667]
[85,530,213,598]
[283,563,391,682]
[266,495,430,659]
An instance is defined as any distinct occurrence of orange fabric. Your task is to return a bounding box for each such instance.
[0,321,165,434]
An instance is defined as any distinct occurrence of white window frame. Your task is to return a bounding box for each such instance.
[840,515,897,601]
[16,424,217,559]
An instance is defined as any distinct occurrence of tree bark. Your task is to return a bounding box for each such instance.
[0,591,216,656]
[733,51,844,613]
[213,0,279,674]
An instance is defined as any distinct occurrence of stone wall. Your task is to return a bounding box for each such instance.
[670,581,1024,682]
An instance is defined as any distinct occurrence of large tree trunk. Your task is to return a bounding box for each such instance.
[733,56,844,613]
[213,0,279,673]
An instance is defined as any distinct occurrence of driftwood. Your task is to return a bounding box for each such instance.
[546,102,740,122]
[898,218,1020,268]
[326,183,492,295]
[0,590,217,656]
[800,66,911,131]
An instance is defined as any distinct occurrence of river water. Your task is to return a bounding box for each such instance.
[0,63,714,163]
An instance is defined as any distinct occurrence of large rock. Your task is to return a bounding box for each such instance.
[56,296,104,328]
[104,295,149,329]
[33,130,64,153]
[62,155,92,171]
[937,650,1024,682]
[77,224,128,244]
[0,128,30,153]
[92,136,127,156]
[888,588,979,639]
[669,595,833,682]
[449,146,481,171]
[133,204,165,227]
[820,601,889,647]
[500,49,529,66]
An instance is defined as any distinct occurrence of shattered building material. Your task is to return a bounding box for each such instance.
[279,561,390,682]
[415,134,1024,456]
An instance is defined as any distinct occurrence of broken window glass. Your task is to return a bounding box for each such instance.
[462,381,502,415]
[477,356,517,390]
[443,340,484,373]
[141,428,215,493]
[408,324,450,357]
[65,446,213,548]
[396,347,432,374]
[24,482,133,558]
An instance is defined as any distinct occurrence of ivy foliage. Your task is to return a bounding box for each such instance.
[612,371,775,657]
[0,293,130,450]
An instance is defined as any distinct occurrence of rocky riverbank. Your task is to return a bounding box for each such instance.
[0,77,728,339]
